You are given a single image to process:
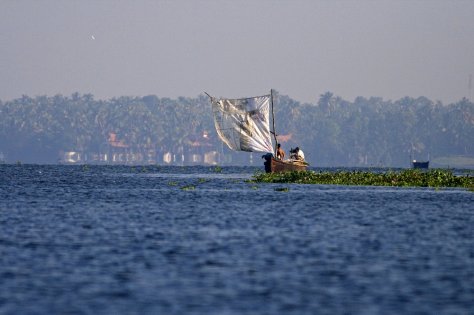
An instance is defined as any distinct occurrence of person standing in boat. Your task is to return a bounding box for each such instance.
[276,143,285,160]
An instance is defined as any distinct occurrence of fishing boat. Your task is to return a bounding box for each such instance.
[263,154,307,173]
[411,152,430,169]
[412,160,429,169]
[206,90,308,173]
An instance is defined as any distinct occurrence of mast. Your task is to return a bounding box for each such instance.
[270,89,278,156]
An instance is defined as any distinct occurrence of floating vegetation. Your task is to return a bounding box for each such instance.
[168,181,178,186]
[274,187,290,192]
[198,178,209,183]
[213,166,223,173]
[253,169,474,189]
[181,185,195,191]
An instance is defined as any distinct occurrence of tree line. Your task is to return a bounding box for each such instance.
[274,92,473,167]
[0,91,472,167]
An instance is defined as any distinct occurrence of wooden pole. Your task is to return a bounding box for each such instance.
[270,89,278,156]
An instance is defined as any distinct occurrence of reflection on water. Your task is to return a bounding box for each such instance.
[0,165,473,314]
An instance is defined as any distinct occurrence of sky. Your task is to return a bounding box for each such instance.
[1,0,473,104]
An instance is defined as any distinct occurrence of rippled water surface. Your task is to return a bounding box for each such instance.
[1,165,473,314]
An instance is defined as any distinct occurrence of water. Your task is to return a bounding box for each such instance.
[1,165,473,315]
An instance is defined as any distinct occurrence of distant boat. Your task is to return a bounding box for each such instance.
[207,90,308,173]
[412,160,429,169]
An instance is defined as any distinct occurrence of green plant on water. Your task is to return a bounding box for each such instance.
[181,185,195,191]
[251,186,258,190]
[253,169,474,189]
[168,181,178,186]
[274,187,289,192]
[213,166,223,173]
[198,178,209,183]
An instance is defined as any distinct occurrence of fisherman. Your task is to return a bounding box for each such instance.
[276,143,285,160]
[290,147,305,161]
[295,147,305,161]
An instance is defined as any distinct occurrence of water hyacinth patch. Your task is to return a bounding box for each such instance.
[213,166,223,173]
[253,169,474,189]
[181,185,195,191]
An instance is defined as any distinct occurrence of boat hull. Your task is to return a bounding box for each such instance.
[263,156,307,173]
[412,161,429,169]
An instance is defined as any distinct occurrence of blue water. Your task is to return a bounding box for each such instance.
[0,165,473,315]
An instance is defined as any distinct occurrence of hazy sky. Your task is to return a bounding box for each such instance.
[1,0,473,104]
